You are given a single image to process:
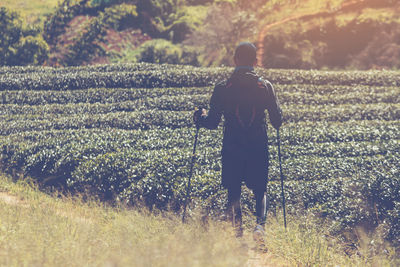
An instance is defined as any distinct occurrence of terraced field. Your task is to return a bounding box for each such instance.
[0,63,399,244]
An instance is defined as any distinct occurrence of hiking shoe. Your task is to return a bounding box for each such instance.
[235,226,244,238]
[253,225,268,252]
[253,225,264,241]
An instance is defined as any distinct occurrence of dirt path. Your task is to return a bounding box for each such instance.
[256,0,380,67]
[0,192,28,207]
[247,251,282,267]
[0,190,93,224]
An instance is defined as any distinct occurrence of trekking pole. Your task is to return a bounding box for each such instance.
[277,128,287,229]
[182,125,200,223]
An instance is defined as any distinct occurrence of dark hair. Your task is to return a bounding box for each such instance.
[234,42,257,66]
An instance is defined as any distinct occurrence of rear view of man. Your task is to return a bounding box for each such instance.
[193,42,283,241]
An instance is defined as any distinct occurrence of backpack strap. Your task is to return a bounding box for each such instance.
[235,105,256,129]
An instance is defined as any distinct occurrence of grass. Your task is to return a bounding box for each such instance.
[0,0,59,24]
[0,173,398,266]
[0,173,247,266]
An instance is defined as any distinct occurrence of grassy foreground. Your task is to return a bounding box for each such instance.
[0,173,397,267]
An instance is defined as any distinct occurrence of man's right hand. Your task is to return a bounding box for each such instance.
[193,108,206,127]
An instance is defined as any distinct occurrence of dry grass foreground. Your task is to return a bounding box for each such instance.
[0,173,397,267]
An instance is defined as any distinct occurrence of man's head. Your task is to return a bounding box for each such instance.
[234,42,257,67]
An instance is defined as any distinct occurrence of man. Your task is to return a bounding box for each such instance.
[193,42,283,241]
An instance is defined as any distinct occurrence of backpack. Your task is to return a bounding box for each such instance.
[222,74,268,148]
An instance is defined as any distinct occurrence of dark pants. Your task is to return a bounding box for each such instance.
[222,148,269,191]
[222,145,269,234]
[227,184,267,235]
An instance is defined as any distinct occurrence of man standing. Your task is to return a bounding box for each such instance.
[193,42,283,241]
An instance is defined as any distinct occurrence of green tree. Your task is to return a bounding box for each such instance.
[137,0,195,42]
[0,7,49,66]
[44,0,83,44]
[116,39,200,66]
[184,3,256,66]
[64,4,138,66]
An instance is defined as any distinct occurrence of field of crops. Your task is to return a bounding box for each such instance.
[0,63,399,245]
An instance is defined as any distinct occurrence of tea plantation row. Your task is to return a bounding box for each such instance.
[1,85,398,106]
[2,129,398,186]
[1,63,400,91]
[0,105,398,137]
[0,64,399,245]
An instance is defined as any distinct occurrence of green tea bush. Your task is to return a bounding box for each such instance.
[1,64,400,90]
[1,85,399,106]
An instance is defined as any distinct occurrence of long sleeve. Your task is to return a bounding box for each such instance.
[264,81,283,129]
[198,84,223,130]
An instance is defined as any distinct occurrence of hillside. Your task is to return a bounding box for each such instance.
[256,0,400,69]
[0,0,59,24]
[1,0,400,68]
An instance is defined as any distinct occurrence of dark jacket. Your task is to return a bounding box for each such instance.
[198,67,283,190]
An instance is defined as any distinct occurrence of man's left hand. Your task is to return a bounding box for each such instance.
[193,108,206,127]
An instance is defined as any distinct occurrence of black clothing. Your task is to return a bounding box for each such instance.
[198,67,283,191]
